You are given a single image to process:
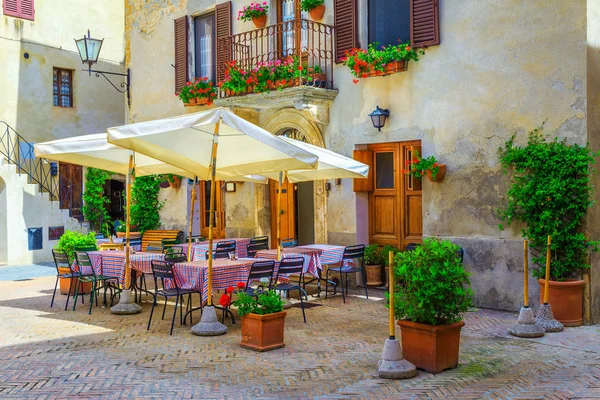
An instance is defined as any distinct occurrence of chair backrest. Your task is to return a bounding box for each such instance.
[164,253,187,264]
[216,240,236,253]
[141,229,182,251]
[405,242,464,263]
[405,243,420,252]
[281,238,298,248]
[151,260,179,291]
[342,244,365,263]
[205,250,230,260]
[74,251,96,276]
[275,256,304,282]
[52,249,71,271]
[146,241,164,253]
[95,233,105,239]
[128,237,142,247]
[74,245,97,252]
[247,242,269,258]
[250,235,269,246]
[162,238,177,248]
[246,260,276,289]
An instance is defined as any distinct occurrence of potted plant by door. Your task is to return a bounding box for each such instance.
[364,244,383,286]
[403,151,446,182]
[238,2,269,28]
[300,0,325,20]
[394,238,473,374]
[233,285,286,352]
[55,230,97,294]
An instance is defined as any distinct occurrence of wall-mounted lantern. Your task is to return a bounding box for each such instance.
[369,106,390,131]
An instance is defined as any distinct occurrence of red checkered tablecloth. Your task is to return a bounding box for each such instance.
[174,238,251,261]
[254,248,323,277]
[85,251,165,286]
[295,244,346,265]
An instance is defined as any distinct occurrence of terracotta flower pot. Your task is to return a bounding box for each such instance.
[365,264,383,286]
[58,267,91,295]
[397,319,465,374]
[240,311,287,352]
[309,4,325,20]
[426,164,446,182]
[537,279,584,326]
[169,176,181,189]
[197,97,209,105]
[252,14,267,28]
[188,97,198,105]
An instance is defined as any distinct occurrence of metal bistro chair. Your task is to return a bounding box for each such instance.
[274,257,308,323]
[243,260,276,297]
[164,252,187,264]
[148,260,197,335]
[281,238,298,248]
[50,249,85,311]
[73,251,121,315]
[162,238,178,253]
[247,236,269,257]
[325,244,367,303]
[128,237,142,249]
[205,250,230,260]
[216,240,236,254]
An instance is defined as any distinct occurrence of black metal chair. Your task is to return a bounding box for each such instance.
[128,237,142,249]
[50,249,84,311]
[250,235,269,246]
[73,251,121,314]
[164,253,187,264]
[281,238,298,248]
[247,241,269,258]
[148,260,197,335]
[243,260,276,296]
[325,245,367,303]
[205,250,230,260]
[216,240,236,254]
[274,257,307,322]
[162,238,178,253]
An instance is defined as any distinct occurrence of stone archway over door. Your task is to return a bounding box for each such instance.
[0,178,7,264]
[262,109,327,244]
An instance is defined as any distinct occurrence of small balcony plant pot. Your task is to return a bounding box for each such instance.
[426,164,446,182]
[309,4,325,20]
[240,311,287,352]
[385,60,407,74]
[365,264,383,286]
[188,97,198,106]
[252,14,267,28]
[169,176,181,189]
[397,319,465,374]
[537,279,585,326]
[58,268,91,295]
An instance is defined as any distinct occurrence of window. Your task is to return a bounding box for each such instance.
[368,0,410,47]
[195,13,216,82]
[53,68,73,108]
[3,0,34,20]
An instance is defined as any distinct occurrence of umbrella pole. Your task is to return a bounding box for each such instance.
[187,177,197,262]
[276,172,283,261]
[111,154,141,315]
[535,235,563,332]
[192,121,227,336]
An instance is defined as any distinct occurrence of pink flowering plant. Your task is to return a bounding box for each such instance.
[238,2,269,22]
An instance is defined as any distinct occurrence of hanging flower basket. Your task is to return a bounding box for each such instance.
[169,175,181,189]
[309,4,325,20]
[252,14,267,28]
[426,164,446,182]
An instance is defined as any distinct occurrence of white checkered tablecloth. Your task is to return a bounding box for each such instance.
[254,248,323,277]
[174,238,251,261]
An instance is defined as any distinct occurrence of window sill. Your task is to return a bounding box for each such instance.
[213,86,338,110]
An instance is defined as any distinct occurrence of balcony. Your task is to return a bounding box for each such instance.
[214,19,338,110]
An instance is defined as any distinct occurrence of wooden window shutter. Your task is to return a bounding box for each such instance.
[174,15,189,93]
[20,0,34,20]
[410,0,439,48]
[215,1,232,83]
[334,0,357,63]
[353,150,373,192]
[3,0,19,18]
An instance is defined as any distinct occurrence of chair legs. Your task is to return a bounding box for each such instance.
[170,295,179,336]
[64,277,74,311]
[361,267,369,299]
[147,294,157,330]
[298,288,306,323]
[50,276,59,308]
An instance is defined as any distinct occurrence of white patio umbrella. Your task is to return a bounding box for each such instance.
[107,107,318,335]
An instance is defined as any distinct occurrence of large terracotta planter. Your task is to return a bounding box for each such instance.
[58,267,91,295]
[426,164,446,182]
[309,4,325,20]
[537,279,584,326]
[397,319,465,374]
[252,14,267,28]
[240,311,287,351]
[365,264,382,286]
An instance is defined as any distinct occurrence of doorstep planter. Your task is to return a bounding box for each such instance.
[537,279,584,326]
[397,320,465,374]
[252,14,267,28]
[58,267,91,295]
[309,4,325,20]
[365,264,383,286]
[426,164,446,182]
[240,311,287,351]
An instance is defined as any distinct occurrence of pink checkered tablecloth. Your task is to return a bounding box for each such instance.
[254,248,323,277]
[174,238,251,261]
[85,251,165,286]
[295,244,346,265]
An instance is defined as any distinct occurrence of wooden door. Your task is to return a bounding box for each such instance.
[198,180,225,239]
[270,179,296,248]
[59,162,82,210]
[368,141,422,249]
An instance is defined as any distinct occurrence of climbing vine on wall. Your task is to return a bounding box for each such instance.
[129,175,164,233]
[498,126,600,281]
[82,168,110,235]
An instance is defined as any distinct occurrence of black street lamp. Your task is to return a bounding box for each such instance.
[369,106,390,131]
[75,30,131,107]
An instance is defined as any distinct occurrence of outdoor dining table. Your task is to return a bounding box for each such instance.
[85,250,165,287]
[174,238,251,261]
[97,238,142,251]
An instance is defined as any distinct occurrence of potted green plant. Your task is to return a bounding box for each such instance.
[219,62,251,96]
[498,127,600,326]
[178,77,217,106]
[381,244,399,287]
[55,230,97,295]
[364,244,384,286]
[233,283,286,352]
[300,0,325,20]
[238,2,269,28]
[114,220,141,239]
[394,238,473,373]
[403,150,445,182]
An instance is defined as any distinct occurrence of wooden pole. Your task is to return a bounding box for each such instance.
[544,235,551,304]
[276,171,283,261]
[187,177,197,262]
[124,155,134,289]
[524,240,529,307]
[388,251,395,339]
[207,121,220,306]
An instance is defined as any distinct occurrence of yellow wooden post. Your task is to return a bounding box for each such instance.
[187,177,197,262]
[276,172,283,261]
[544,235,551,304]
[124,155,134,289]
[388,251,395,339]
[524,240,529,307]
[207,122,220,306]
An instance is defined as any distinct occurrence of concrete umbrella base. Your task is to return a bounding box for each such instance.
[535,303,564,333]
[508,307,545,338]
[377,338,417,379]
[191,306,227,336]
[110,289,142,315]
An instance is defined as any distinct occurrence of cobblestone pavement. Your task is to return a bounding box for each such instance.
[1,276,599,399]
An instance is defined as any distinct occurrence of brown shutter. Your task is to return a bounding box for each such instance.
[410,0,439,48]
[174,15,189,93]
[334,0,357,62]
[215,1,232,83]
[20,0,34,20]
[353,150,373,192]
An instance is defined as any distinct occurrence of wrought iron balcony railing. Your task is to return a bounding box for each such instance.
[217,19,335,98]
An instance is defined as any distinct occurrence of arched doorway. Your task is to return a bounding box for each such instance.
[0,178,7,264]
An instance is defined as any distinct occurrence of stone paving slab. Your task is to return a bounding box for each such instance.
[0,277,599,399]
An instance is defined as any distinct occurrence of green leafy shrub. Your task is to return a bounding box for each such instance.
[234,289,284,316]
[300,0,324,12]
[129,175,164,234]
[498,127,600,281]
[381,245,400,266]
[364,244,383,265]
[82,168,110,232]
[56,230,97,261]
[393,238,473,325]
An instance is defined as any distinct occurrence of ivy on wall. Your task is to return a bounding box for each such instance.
[82,168,110,235]
[129,175,164,233]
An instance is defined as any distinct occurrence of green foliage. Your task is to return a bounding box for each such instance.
[176,77,217,104]
[233,289,284,317]
[114,220,126,233]
[393,238,473,325]
[498,127,600,281]
[403,150,440,179]
[300,0,324,12]
[364,244,384,265]
[56,230,97,261]
[381,245,400,266]
[82,168,110,232]
[129,175,164,234]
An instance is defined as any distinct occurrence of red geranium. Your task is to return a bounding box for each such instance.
[219,293,231,307]
[237,282,246,289]
[226,286,235,294]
